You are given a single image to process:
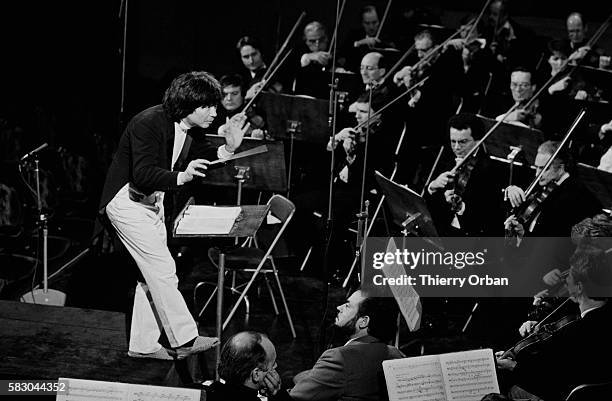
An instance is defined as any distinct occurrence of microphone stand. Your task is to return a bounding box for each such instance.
[20,153,66,306]
[317,0,344,356]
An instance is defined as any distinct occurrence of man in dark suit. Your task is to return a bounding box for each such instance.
[426,113,506,236]
[496,248,612,400]
[206,331,289,401]
[288,289,404,401]
[100,71,249,360]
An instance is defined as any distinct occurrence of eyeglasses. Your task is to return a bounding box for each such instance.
[360,65,379,71]
[511,82,532,89]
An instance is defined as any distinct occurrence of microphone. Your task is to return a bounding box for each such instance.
[20,143,49,161]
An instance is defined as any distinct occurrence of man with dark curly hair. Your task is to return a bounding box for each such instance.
[99,71,249,360]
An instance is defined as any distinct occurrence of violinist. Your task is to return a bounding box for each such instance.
[236,36,283,100]
[425,113,505,236]
[292,21,331,98]
[495,247,612,401]
[565,12,605,68]
[504,141,601,239]
[206,74,267,140]
[494,67,543,130]
[393,30,463,148]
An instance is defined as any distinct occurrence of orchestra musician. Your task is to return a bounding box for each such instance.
[495,247,612,401]
[494,67,543,130]
[425,113,506,237]
[206,74,267,140]
[504,141,601,239]
[236,36,283,100]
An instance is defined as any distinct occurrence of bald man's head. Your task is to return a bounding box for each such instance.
[567,12,587,46]
[218,331,276,388]
[360,52,386,85]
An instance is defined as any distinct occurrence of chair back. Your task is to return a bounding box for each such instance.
[268,194,295,224]
[565,382,612,401]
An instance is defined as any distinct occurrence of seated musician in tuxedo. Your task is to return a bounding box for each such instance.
[288,289,404,401]
[494,67,543,130]
[206,74,266,140]
[289,92,397,279]
[236,36,283,99]
[505,141,601,239]
[565,12,607,68]
[291,21,331,98]
[425,113,505,236]
[339,5,395,73]
[495,247,612,401]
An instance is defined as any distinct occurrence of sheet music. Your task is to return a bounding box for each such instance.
[439,349,499,401]
[176,206,240,235]
[383,356,447,401]
[383,238,421,331]
[56,378,201,401]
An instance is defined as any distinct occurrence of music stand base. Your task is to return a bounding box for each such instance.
[20,289,66,306]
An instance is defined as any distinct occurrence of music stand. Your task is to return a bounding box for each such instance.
[172,198,270,379]
[203,136,287,193]
[475,114,544,166]
[374,171,440,239]
[576,163,612,209]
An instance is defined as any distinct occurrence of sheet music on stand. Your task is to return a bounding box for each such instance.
[56,377,202,401]
[175,203,241,235]
[383,349,500,401]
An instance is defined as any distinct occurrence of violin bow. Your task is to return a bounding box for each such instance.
[242,49,293,112]
[262,11,306,83]
[328,0,347,56]
[374,0,393,40]
[463,0,494,43]
[522,109,586,197]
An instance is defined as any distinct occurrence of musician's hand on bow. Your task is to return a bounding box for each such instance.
[355,37,380,48]
[569,46,591,62]
[309,51,331,66]
[223,113,250,153]
[495,353,517,371]
[542,268,563,286]
[245,81,265,100]
[505,185,526,208]
[444,38,465,51]
[548,76,571,94]
[393,66,412,87]
[519,320,538,337]
[429,171,454,192]
[533,289,549,306]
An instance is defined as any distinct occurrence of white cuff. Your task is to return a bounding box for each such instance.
[456,201,466,216]
[177,171,189,186]
[217,145,234,160]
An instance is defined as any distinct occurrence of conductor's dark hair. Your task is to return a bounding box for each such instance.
[218,331,268,384]
[236,36,262,53]
[162,71,221,122]
[448,113,485,140]
[357,289,399,343]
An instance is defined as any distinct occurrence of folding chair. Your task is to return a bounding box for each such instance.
[195,194,297,338]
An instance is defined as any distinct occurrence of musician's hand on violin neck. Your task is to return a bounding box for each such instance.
[504,215,525,239]
[505,185,526,208]
[519,320,538,337]
[245,81,264,100]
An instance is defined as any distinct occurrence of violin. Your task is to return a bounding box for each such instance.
[512,181,558,227]
[449,154,478,214]
[502,298,579,361]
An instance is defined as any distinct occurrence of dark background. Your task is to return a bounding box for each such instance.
[1,0,610,166]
